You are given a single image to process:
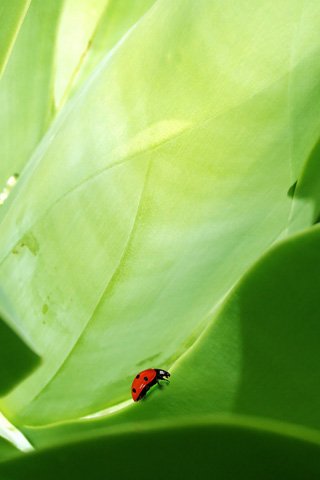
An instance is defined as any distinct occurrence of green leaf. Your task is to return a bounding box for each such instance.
[0,0,30,79]
[1,0,320,426]
[0,293,40,395]
[288,137,320,232]
[282,1,320,180]
[0,436,21,463]
[0,316,39,396]
[0,0,63,187]
[55,0,156,106]
[24,226,320,447]
[53,0,109,108]
[3,419,320,479]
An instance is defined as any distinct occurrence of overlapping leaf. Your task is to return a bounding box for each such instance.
[3,420,320,479]
[288,136,320,232]
[0,0,30,78]
[0,435,21,463]
[0,0,62,188]
[22,225,320,449]
[54,0,156,106]
[1,0,320,427]
[0,308,39,396]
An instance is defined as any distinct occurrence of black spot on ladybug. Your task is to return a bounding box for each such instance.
[132,388,136,393]
[144,376,148,381]
[136,374,140,379]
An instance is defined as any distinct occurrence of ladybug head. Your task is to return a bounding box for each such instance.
[155,369,170,381]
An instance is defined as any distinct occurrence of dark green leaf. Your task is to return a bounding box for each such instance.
[0,305,40,395]
[3,420,320,479]
[0,435,21,463]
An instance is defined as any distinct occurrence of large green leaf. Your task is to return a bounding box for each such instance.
[55,0,156,107]
[53,0,109,108]
[1,0,320,426]
[23,225,320,447]
[0,0,30,78]
[2,419,320,479]
[0,0,63,187]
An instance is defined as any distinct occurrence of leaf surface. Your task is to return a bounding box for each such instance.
[1,0,320,426]
[0,292,39,395]
[24,226,320,448]
[0,436,21,463]
[0,0,30,78]
[54,0,156,106]
[3,420,320,479]
[0,0,63,188]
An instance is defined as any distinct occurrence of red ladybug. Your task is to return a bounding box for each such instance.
[131,368,170,401]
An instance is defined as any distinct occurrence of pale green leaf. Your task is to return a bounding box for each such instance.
[1,0,320,426]
[92,225,320,433]
[0,0,63,187]
[20,226,320,449]
[0,0,30,78]
[55,0,156,107]
[66,0,157,100]
[53,0,109,108]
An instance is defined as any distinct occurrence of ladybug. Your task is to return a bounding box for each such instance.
[131,368,170,401]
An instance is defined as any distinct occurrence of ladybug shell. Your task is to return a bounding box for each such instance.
[131,369,157,401]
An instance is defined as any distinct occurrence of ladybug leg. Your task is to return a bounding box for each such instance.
[138,387,148,401]
[158,377,170,384]
[141,385,151,400]
[156,379,164,390]
[156,378,170,388]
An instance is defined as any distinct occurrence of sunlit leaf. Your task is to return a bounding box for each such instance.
[55,0,156,106]
[23,226,320,448]
[0,0,30,78]
[0,0,63,187]
[1,0,320,426]
[53,0,109,107]
[96,225,320,433]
